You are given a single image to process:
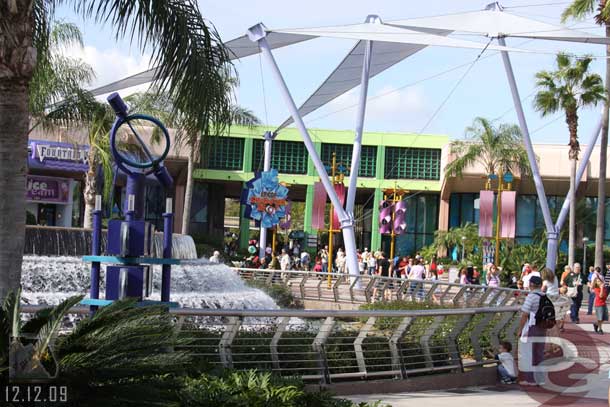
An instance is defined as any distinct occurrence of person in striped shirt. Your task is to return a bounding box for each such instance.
[518,276,546,386]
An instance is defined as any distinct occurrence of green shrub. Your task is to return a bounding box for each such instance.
[246,280,303,309]
[179,370,386,407]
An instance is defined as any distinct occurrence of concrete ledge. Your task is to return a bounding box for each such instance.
[306,366,498,396]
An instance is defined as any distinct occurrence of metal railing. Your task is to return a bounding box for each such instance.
[234,267,531,308]
[20,305,522,384]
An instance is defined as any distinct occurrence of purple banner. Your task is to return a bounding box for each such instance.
[28,140,88,172]
[26,175,70,203]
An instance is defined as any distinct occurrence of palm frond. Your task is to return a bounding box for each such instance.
[73,0,234,139]
[32,295,83,365]
[561,0,596,22]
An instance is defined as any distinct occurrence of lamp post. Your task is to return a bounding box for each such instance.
[583,236,590,273]
[461,236,466,261]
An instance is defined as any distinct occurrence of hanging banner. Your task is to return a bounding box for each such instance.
[500,190,516,239]
[478,190,494,238]
[311,182,327,230]
[242,169,288,229]
[332,183,346,229]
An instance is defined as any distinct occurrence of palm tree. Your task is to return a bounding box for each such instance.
[28,21,96,134]
[0,1,233,300]
[82,103,116,229]
[444,117,531,179]
[562,0,610,270]
[127,89,260,235]
[533,53,605,267]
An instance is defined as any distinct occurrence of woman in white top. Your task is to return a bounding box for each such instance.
[486,264,501,288]
[541,267,559,296]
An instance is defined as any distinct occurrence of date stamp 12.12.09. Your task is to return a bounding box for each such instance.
[3,384,68,405]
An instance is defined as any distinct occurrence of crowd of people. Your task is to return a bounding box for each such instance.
[230,240,610,385]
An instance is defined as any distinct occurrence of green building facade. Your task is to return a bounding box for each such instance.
[194,126,448,254]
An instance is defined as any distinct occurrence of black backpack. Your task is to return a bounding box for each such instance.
[533,292,556,329]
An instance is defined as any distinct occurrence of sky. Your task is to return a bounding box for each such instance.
[55,0,610,145]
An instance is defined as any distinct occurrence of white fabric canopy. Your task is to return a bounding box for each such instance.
[390,6,610,44]
[90,31,312,96]
[277,7,609,130]
[271,21,524,51]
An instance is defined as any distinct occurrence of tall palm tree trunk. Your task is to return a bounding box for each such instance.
[0,83,30,300]
[83,166,97,229]
[0,1,36,300]
[181,141,197,235]
[595,23,610,269]
[567,110,579,267]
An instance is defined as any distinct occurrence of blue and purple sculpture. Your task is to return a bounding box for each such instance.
[82,92,179,310]
[243,169,289,228]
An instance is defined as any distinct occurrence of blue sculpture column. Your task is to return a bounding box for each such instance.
[161,197,173,302]
[90,195,102,311]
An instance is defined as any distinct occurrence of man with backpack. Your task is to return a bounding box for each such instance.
[518,276,555,386]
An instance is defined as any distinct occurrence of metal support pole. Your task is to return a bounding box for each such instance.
[249,23,359,281]
[555,119,602,231]
[259,131,274,258]
[498,37,556,270]
[161,197,173,302]
[346,34,373,215]
[124,173,145,220]
[90,195,102,312]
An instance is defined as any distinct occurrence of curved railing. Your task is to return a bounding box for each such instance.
[20,305,522,384]
[233,267,532,308]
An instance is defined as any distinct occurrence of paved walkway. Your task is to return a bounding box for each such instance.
[347,310,610,407]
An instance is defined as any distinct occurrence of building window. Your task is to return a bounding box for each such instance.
[321,143,377,177]
[203,137,244,170]
[252,139,308,174]
[384,147,441,180]
[449,193,480,228]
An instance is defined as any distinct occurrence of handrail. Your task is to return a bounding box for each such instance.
[18,303,523,385]
[233,267,532,307]
[20,304,521,317]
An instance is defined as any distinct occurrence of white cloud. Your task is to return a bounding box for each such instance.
[62,45,152,97]
[309,84,430,131]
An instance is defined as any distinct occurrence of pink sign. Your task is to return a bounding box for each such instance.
[26,175,70,203]
[478,190,494,238]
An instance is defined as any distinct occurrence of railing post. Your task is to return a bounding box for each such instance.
[470,313,495,362]
[332,274,341,302]
[446,314,473,373]
[439,285,453,306]
[271,317,290,371]
[354,317,376,377]
[312,316,334,384]
[219,316,242,368]
[420,316,444,368]
[505,311,522,357]
[299,274,308,301]
[364,277,376,303]
[489,310,515,352]
[424,282,439,303]
[348,276,358,302]
[389,317,413,379]
[396,280,409,300]
[476,286,495,306]
[452,286,467,306]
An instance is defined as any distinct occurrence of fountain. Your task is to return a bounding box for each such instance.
[25,225,198,259]
[21,93,277,311]
[21,255,278,310]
